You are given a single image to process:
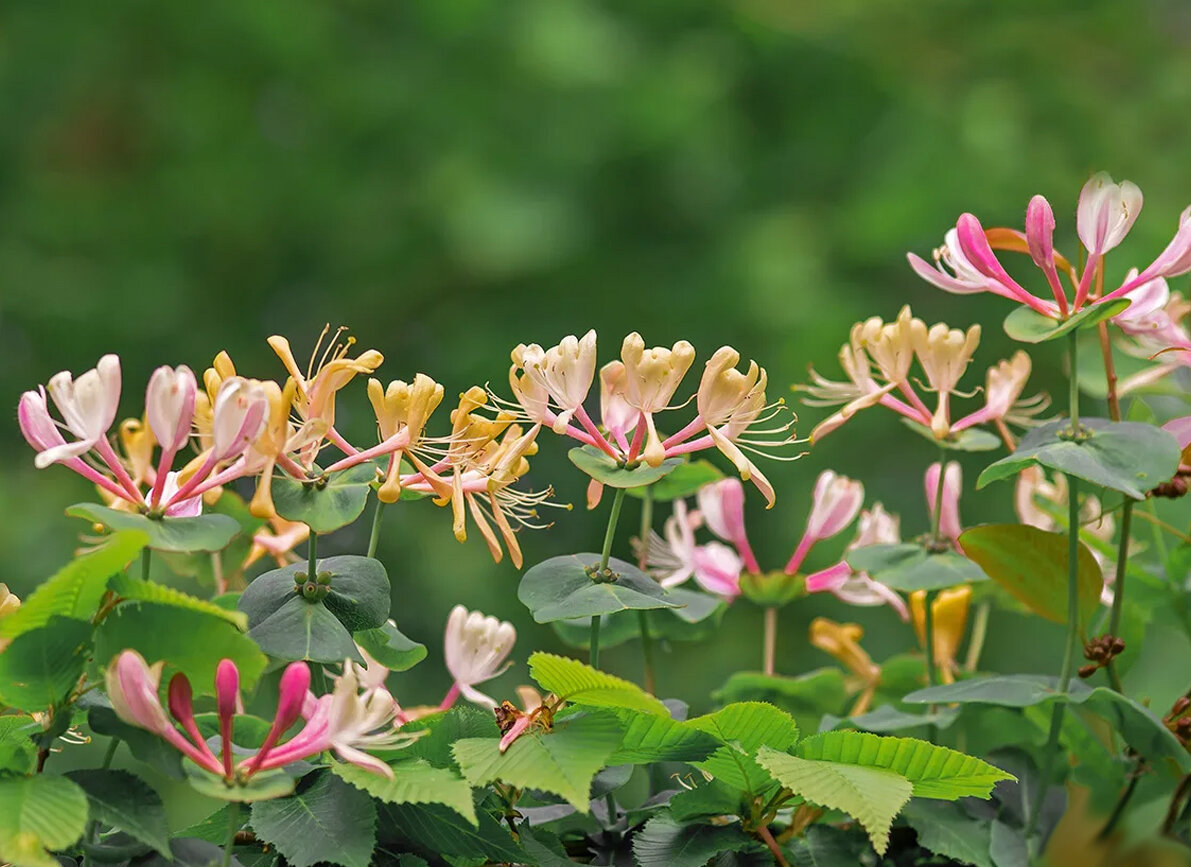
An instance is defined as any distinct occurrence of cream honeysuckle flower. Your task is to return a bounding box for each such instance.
[441,606,517,709]
[909,320,981,438]
[1077,172,1143,260]
[620,332,696,467]
[145,365,198,507]
[509,331,598,435]
[598,360,638,448]
[854,305,917,386]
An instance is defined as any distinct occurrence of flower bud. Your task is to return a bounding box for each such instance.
[146,365,198,454]
[805,470,864,542]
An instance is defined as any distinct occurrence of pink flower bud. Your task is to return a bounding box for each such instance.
[146,365,198,454]
[1077,172,1142,257]
[805,470,864,541]
[18,388,67,457]
[215,659,240,721]
[1025,195,1056,271]
[925,462,963,543]
[691,542,743,601]
[106,650,172,735]
[698,478,747,547]
[275,662,312,733]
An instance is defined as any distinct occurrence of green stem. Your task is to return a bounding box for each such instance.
[637,487,657,693]
[590,488,627,670]
[931,447,948,543]
[1108,501,1132,640]
[141,548,151,582]
[367,497,386,559]
[590,615,602,669]
[963,601,991,674]
[222,802,240,867]
[1097,757,1141,840]
[307,529,318,578]
[82,737,123,867]
[763,607,777,676]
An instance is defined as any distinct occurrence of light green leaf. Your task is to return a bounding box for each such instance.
[755,748,913,855]
[1002,299,1129,344]
[632,812,764,867]
[794,731,1015,799]
[65,503,240,553]
[65,769,171,857]
[608,708,722,764]
[0,617,92,711]
[0,716,39,774]
[625,459,725,500]
[107,573,247,629]
[0,775,90,867]
[332,759,476,825]
[250,771,377,867]
[901,420,1002,452]
[687,702,799,752]
[568,446,681,488]
[0,531,148,639]
[452,712,621,811]
[528,652,669,715]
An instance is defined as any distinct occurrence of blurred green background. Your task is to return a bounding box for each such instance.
[3,0,1191,712]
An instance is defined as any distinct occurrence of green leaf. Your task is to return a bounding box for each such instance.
[246,595,362,664]
[452,712,622,811]
[518,553,680,623]
[331,758,476,825]
[712,670,848,734]
[900,800,993,867]
[94,602,266,695]
[845,544,988,592]
[568,446,681,488]
[353,621,426,672]
[0,617,92,711]
[904,674,1071,708]
[625,460,725,500]
[632,812,764,867]
[786,825,872,867]
[794,731,1014,799]
[0,775,89,867]
[86,703,184,779]
[959,524,1102,628]
[607,708,722,764]
[65,769,170,857]
[976,418,1180,499]
[669,779,747,821]
[1002,299,1129,344]
[754,748,913,855]
[175,805,235,843]
[0,716,39,774]
[687,702,799,753]
[551,595,725,649]
[107,573,247,629]
[528,652,669,715]
[400,706,498,769]
[374,803,524,863]
[0,532,148,639]
[250,771,376,867]
[271,464,376,533]
[516,823,576,867]
[902,419,1002,452]
[65,504,240,553]
[184,763,295,802]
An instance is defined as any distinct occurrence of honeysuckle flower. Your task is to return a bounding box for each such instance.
[598,361,637,447]
[784,470,864,574]
[1077,173,1143,260]
[805,503,909,620]
[950,351,1049,441]
[910,321,981,438]
[41,354,123,468]
[640,497,744,601]
[440,606,516,710]
[810,618,880,716]
[0,585,21,653]
[925,461,962,547]
[697,477,761,574]
[243,516,311,570]
[620,333,696,467]
[510,331,598,435]
[145,365,197,507]
[911,586,971,684]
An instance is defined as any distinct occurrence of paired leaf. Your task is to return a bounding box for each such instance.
[250,771,376,867]
[529,652,669,715]
[846,544,987,592]
[271,464,377,533]
[0,531,147,639]
[1002,299,1129,344]
[755,748,912,855]
[65,769,171,857]
[0,774,89,867]
[66,503,240,553]
[568,446,681,488]
[902,420,1001,452]
[795,731,1014,799]
[625,460,725,500]
[332,759,476,825]
[959,524,1102,628]
[519,553,680,623]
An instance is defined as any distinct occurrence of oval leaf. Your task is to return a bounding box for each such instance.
[271,464,376,533]
[902,420,1002,452]
[567,446,681,489]
[66,504,239,553]
[1002,298,1130,344]
[518,553,681,623]
[625,460,725,501]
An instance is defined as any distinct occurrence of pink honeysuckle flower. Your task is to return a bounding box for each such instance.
[697,477,761,574]
[925,461,963,547]
[639,497,743,601]
[784,470,864,574]
[510,330,599,435]
[41,354,124,468]
[1025,195,1070,316]
[804,503,908,620]
[145,365,197,507]
[440,606,517,710]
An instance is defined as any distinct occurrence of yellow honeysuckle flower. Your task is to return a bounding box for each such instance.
[367,374,445,503]
[620,333,696,467]
[909,319,982,438]
[911,586,972,684]
[810,618,880,716]
[267,327,383,434]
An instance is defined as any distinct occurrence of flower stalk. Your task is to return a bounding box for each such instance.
[591,487,627,668]
[636,486,657,693]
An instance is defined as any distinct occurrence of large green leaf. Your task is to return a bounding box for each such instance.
[0,774,89,867]
[374,803,524,863]
[0,716,39,774]
[551,592,725,648]
[794,731,1014,799]
[900,800,994,867]
[959,524,1102,628]
[903,674,1072,708]
[568,446,681,488]
[353,621,426,672]
[399,706,498,769]
[239,556,390,632]
[846,543,987,592]
[785,825,872,867]
[625,459,725,500]
[246,595,362,664]
[250,771,376,867]
[0,617,92,711]
[108,572,247,629]
[607,708,722,764]
[65,769,171,857]
[632,812,764,867]
[0,531,148,639]
[528,652,669,715]
[518,553,680,623]
[1002,299,1129,344]
[94,602,267,694]
[976,418,1180,499]
[452,712,622,811]
[754,748,913,855]
[688,703,799,797]
[66,503,240,553]
[271,464,376,533]
[331,758,476,825]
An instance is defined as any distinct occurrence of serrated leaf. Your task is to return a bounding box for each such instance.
[175,805,234,843]
[0,532,147,639]
[795,731,1014,799]
[375,803,524,863]
[516,822,576,867]
[400,706,499,769]
[712,670,848,735]
[65,504,240,553]
[632,812,763,867]
[608,708,721,764]
[755,748,912,855]
[687,702,799,752]
[452,712,621,811]
[107,573,247,629]
[65,769,170,857]
[93,602,266,695]
[0,617,92,712]
[0,775,90,867]
[0,716,39,774]
[901,800,994,867]
[786,824,871,866]
[332,759,476,825]
[528,652,668,715]
[250,771,376,867]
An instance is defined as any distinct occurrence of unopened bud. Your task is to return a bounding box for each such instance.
[316,571,333,586]
[1078,664,1098,679]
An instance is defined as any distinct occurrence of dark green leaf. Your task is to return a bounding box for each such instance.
[901,800,993,867]
[65,504,240,553]
[632,812,764,867]
[1002,299,1129,344]
[250,771,376,867]
[247,595,361,663]
[846,544,987,592]
[271,464,376,533]
[185,764,295,802]
[86,703,184,779]
[374,803,524,863]
[353,621,426,672]
[0,617,92,711]
[332,758,476,825]
[568,446,682,488]
[518,553,680,623]
[65,770,170,857]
